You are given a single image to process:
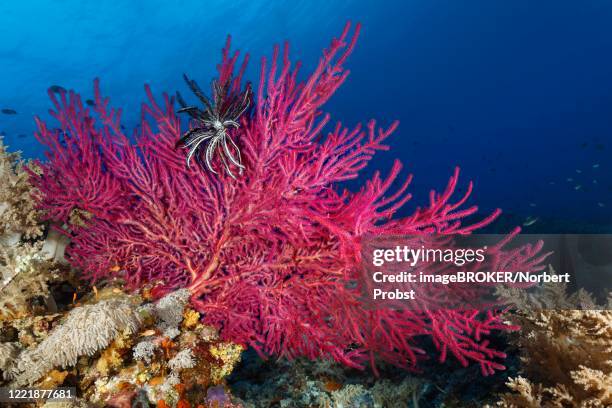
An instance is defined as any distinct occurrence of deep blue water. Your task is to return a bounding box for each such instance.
[0,1,610,231]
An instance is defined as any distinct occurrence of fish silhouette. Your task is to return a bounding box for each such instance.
[49,85,67,93]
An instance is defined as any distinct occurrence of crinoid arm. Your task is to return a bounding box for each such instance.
[222,133,244,171]
[182,130,216,169]
[181,74,215,117]
[218,81,252,123]
[175,92,205,120]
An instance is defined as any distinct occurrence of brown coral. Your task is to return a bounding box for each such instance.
[0,137,42,239]
[497,272,612,407]
[0,242,61,320]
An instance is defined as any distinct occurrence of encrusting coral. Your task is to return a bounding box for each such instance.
[495,271,612,407]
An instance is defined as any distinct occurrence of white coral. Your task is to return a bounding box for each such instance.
[153,288,190,327]
[168,349,196,371]
[6,297,142,385]
[133,340,157,364]
[163,327,180,340]
[158,372,181,405]
[164,371,180,387]
[40,228,71,264]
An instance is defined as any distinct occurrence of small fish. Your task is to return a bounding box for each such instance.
[49,85,66,93]
[593,179,598,184]
[140,329,157,337]
[93,285,98,300]
[523,216,539,227]
[17,134,26,138]
[567,178,574,182]
[1,109,17,115]
[581,142,588,148]
[109,265,121,273]
[595,143,605,151]
[593,163,600,168]
[529,203,536,207]
[548,181,556,185]
[574,185,582,190]
[576,169,582,174]
[598,202,605,207]
[85,99,95,107]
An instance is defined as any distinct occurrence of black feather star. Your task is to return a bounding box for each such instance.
[176,74,251,179]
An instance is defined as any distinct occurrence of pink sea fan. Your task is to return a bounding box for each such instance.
[29,23,547,375]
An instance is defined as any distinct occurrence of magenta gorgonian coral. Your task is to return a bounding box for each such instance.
[29,23,547,375]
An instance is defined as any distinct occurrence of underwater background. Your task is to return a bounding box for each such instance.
[0,0,611,231]
[0,3,610,407]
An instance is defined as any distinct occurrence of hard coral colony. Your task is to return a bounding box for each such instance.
[30,23,545,376]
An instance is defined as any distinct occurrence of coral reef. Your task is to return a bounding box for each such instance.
[229,344,519,407]
[0,141,243,407]
[1,283,244,406]
[29,22,547,375]
[81,288,244,407]
[495,272,612,407]
[229,354,423,408]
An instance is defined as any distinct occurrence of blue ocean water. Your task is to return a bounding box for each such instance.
[0,1,610,230]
